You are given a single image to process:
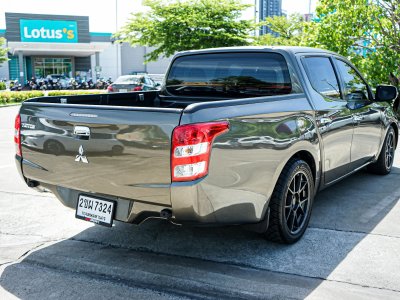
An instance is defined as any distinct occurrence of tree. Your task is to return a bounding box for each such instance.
[116,0,255,62]
[254,14,305,46]
[0,38,8,65]
[303,0,400,87]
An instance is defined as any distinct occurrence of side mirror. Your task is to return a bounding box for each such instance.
[375,85,398,102]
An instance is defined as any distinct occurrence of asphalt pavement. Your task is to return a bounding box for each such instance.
[1,105,400,299]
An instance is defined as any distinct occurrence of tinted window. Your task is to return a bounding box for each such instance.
[335,59,369,101]
[165,53,298,98]
[303,57,341,99]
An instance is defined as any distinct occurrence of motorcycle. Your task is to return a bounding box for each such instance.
[30,78,38,90]
[96,78,107,89]
[87,79,96,89]
[78,80,89,90]
[70,78,79,90]
[10,80,22,91]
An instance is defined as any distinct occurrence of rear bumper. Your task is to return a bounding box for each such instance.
[19,181,268,227]
[44,182,268,226]
[170,178,269,225]
[18,156,269,225]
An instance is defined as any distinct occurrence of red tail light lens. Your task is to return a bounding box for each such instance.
[133,86,142,91]
[171,121,229,182]
[14,114,22,157]
[107,85,114,92]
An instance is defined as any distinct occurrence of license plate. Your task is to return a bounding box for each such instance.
[76,195,115,227]
[119,89,127,92]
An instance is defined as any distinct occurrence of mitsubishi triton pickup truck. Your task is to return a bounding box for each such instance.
[14,47,399,243]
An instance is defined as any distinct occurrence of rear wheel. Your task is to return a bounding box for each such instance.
[264,159,314,244]
[367,127,396,175]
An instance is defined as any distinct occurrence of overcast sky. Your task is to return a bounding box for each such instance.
[0,0,318,32]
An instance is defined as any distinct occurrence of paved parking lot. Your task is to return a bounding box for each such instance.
[1,105,400,299]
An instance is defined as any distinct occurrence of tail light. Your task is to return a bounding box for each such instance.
[133,86,142,91]
[171,121,229,182]
[107,85,114,92]
[14,114,22,157]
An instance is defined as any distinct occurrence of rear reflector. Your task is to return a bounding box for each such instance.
[171,121,229,182]
[133,86,142,91]
[14,114,22,157]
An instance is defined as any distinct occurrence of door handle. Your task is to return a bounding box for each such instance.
[74,126,90,139]
[353,115,364,122]
[319,117,332,126]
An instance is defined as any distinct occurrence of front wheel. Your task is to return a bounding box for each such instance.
[264,159,315,244]
[367,127,396,175]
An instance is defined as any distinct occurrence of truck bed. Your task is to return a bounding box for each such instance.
[27,91,212,109]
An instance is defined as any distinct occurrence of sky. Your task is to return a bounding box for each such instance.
[0,0,318,32]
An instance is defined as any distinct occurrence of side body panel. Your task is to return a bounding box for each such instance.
[171,94,320,224]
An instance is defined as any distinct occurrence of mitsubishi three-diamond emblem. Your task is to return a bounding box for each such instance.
[75,145,88,163]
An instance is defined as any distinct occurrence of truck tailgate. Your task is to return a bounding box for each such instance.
[19,103,182,206]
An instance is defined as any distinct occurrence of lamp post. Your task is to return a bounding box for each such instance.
[115,0,119,79]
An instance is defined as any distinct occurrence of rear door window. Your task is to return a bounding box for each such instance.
[165,52,300,98]
[303,57,341,99]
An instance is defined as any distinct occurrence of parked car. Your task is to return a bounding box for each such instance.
[15,47,399,244]
[107,75,159,93]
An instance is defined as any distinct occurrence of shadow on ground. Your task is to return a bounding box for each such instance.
[1,168,400,299]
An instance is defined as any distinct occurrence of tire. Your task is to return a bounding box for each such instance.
[367,127,396,175]
[264,158,315,244]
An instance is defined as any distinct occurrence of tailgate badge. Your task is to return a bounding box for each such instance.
[75,145,89,163]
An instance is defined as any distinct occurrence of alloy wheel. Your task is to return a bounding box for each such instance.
[284,171,310,235]
[385,131,395,170]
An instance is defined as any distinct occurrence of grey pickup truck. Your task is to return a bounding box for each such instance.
[15,47,399,243]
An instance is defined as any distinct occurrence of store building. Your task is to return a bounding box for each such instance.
[0,12,171,82]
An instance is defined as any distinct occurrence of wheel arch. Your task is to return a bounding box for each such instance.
[390,122,398,148]
[290,150,317,185]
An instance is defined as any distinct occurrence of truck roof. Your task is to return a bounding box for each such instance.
[174,46,337,58]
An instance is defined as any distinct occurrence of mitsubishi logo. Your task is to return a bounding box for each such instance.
[75,145,88,163]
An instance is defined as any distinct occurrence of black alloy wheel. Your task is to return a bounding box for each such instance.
[285,170,310,235]
[368,127,397,175]
[265,158,314,244]
[385,130,395,170]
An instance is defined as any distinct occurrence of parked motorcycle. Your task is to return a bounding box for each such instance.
[69,78,79,90]
[10,80,22,91]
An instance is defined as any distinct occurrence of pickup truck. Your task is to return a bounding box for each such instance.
[14,47,399,244]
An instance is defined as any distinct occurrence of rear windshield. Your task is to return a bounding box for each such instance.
[165,52,296,98]
[115,76,142,84]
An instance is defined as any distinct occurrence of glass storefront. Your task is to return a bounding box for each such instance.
[33,57,72,78]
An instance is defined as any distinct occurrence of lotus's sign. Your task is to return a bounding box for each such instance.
[20,19,78,43]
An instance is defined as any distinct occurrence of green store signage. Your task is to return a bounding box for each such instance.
[20,19,78,43]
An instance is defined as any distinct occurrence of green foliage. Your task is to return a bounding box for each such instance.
[0,82,6,90]
[47,90,106,96]
[116,0,256,62]
[0,38,7,65]
[304,0,400,87]
[0,91,44,105]
[254,14,305,46]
